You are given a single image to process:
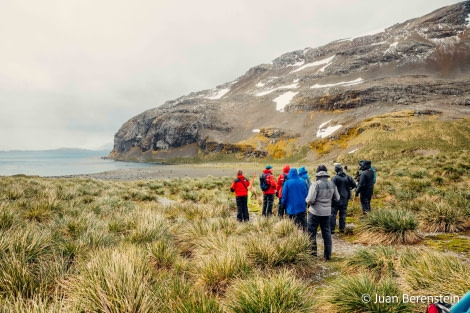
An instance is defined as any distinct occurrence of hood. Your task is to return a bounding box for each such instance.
[337,171,346,177]
[361,160,371,170]
[287,168,299,180]
[283,164,290,174]
[237,174,246,180]
[298,166,309,179]
[263,169,273,175]
[315,171,330,178]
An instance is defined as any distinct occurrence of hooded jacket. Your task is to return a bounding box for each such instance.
[230,174,250,197]
[298,166,312,190]
[356,163,375,197]
[306,171,340,216]
[261,169,277,195]
[281,168,308,215]
[276,165,290,198]
[331,170,356,206]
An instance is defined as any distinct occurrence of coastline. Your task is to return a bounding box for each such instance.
[67,163,264,181]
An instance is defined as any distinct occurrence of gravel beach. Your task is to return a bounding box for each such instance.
[70,163,264,181]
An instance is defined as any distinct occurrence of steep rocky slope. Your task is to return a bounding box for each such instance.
[110,1,470,161]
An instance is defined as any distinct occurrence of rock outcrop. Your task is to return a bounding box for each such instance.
[110,1,470,161]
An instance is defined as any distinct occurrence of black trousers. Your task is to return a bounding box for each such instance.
[278,199,286,217]
[307,213,332,260]
[360,194,372,213]
[236,196,249,222]
[330,204,348,232]
[262,194,274,216]
[288,212,306,230]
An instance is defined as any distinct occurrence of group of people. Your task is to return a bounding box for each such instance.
[230,160,376,260]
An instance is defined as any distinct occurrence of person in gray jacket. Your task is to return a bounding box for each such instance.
[306,165,340,260]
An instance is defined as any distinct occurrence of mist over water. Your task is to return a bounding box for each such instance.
[0,149,155,177]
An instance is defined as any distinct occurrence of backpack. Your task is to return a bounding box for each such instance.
[426,302,452,313]
[260,174,270,191]
[370,166,377,184]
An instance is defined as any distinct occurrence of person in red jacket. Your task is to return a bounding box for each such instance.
[276,164,290,217]
[261,165,277,217]
[230,169,251,222]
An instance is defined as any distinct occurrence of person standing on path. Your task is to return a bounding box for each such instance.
[282,168,308,229]
[230,169,251,222]
[276,164,290,217]
[330,163,356,233]
[260,165,277,217]
[355,160,375,214]
[306,165,340,260]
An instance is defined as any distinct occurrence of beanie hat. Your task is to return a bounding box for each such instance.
[316,165,327,173]
[283,164,290,174]
[266,165,272,170]
[334,163,342,173]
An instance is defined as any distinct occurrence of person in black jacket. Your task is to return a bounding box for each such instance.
[355,160,375,214]
[330,163,357,233]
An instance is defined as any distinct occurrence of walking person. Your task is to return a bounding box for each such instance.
[276,164,290,217]
[230,169,250,222]
[282,168,308,229]
[260,165,277,217]
[330,163,356,233]
[306,165,340,260]
[355,160,375,214]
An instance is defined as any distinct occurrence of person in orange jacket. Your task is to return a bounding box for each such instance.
[276,164,290,217]
[230,169,251,222]
[260,165,277,217]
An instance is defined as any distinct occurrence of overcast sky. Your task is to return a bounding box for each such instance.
[0,0,461,151]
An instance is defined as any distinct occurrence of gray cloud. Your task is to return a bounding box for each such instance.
[0,0,460,150]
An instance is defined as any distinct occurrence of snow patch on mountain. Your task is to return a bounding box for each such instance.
[291,55,335,73]
[316,120,342,138]
[274,91,298,112]
[206,88,230,100]
[465,13,470,27]
[384,42,398,54]
[311,78,363,89]
[256,83,298,97]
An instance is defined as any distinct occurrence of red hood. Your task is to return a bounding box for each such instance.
[283,164,290,174]
[263,169,273,175]
[237,174,246,180]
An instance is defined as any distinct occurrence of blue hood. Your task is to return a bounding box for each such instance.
[287,168,299,180]
[298,166,309,180]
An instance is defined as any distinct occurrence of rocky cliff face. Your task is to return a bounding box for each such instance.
[110,1,470,161]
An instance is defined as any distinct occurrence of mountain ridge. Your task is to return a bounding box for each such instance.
[110,1,470,162]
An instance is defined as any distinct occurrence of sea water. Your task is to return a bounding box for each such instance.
[0,149,155,177]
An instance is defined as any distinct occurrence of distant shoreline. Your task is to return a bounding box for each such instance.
[65,163,264,181]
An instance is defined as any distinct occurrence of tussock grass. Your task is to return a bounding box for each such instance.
[323,274,410,313]
[0,126,468,312]
[195,249,252,294]
[245,223,312,268]
[0,294,66,313]
[356,209,423,245]
[420,200,466,232]
[0,226,67,299]
[400,247,470,296]
[346,245,398,280]
[225,271,315,313]
[64,245,159,313]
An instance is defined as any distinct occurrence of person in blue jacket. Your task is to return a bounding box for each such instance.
[282,168,308,230]
[452,291,470,313]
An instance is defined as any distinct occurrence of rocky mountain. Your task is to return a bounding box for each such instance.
[110,1,470,162]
